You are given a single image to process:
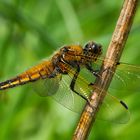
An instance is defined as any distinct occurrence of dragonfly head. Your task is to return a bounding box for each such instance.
[83,41,102,57]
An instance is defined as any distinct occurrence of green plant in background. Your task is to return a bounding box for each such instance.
[0,0,140,140]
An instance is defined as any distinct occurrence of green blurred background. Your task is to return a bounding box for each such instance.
[0,0,140,140]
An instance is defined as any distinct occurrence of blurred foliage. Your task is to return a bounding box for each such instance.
[0,0,140,140]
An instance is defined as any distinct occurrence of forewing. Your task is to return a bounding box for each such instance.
[67,66,130,123]
[93,56,140,94]
[110,63,140,92]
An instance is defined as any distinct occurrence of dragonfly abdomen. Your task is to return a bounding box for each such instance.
[0,61,55,90]
[0,76,27,90]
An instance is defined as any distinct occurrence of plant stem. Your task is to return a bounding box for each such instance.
[72,0,138,139]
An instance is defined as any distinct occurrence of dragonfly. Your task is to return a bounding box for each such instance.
[0,41,139,123]
[0,41,102,101]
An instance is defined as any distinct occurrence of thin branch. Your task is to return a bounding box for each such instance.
[72,0,138,140]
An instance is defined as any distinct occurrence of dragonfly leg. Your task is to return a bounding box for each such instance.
[70,65,90,103]
[86,63,101,78]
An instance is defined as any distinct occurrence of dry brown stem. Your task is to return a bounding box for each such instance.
[72,0,138,139]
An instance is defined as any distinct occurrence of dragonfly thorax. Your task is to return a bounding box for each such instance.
[51,42,102,70]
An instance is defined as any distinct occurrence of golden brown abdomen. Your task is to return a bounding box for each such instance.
[0,61,54,90]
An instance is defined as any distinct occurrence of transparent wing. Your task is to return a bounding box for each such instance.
[97,93,130,124]
[34,75,61,97]
[91,56,140,96]
[51,74,87,112]
[71,67,130,123]
[32,73,88,113]
[72,69,130,123]
[94,56,140,92]
[31,65,130,123]
[110,63,140,92]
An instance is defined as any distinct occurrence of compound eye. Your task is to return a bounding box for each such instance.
[84,42,102,55]
[83,43,90,52]
[92,44,99,54]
